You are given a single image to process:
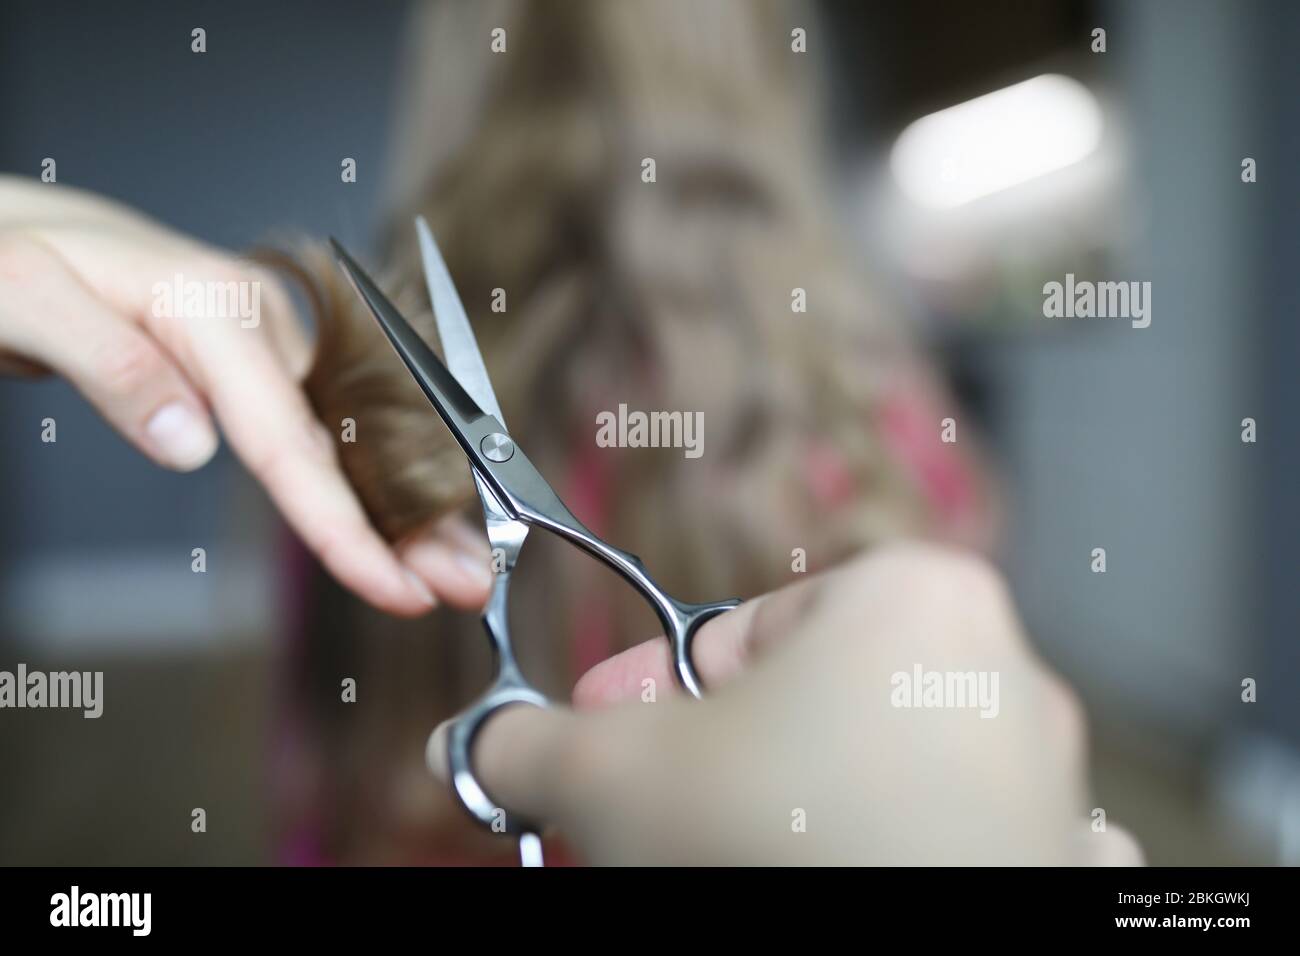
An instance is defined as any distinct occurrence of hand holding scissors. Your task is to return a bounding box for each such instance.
[331,220,739,865]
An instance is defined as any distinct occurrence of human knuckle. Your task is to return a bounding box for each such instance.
[0,230,58,285]
[90,336,162,396]
[251,417,330,478]
[249,439,294,491]
[868,542,1004,600]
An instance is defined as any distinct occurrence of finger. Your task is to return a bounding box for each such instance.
[20,229,439,616]
[395,512,493,611]
[187,321,439,616]
[10,253,218,471]
[425,704,580,825]
[24,226,311,376]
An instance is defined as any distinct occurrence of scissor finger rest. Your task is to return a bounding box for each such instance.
[669,598,744,699]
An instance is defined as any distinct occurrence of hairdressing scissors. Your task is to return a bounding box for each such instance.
[329,219,739,867]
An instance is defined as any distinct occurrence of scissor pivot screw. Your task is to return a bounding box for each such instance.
[481,433,515,462]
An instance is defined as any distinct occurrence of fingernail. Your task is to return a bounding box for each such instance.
[404,568,437,607]
[455,549,494,588]
[146,402,217,471]
[425,721,450,782]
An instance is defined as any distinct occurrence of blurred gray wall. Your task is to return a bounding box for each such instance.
[1000,0,1296,756]
[998,1,1256,735]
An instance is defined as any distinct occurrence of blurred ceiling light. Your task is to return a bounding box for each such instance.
[890,74,1103,209]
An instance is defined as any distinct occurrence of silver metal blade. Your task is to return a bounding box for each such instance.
[416,216,505,426]
[329,236,488,436]
[413,218,522,546]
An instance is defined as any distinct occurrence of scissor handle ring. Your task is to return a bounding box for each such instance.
[670,598,743,699]
[444,680,550,834]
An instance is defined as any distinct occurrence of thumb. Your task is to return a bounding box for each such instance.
[425,703,582,827]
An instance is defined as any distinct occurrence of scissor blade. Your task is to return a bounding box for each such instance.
[329,237,491,449]
[416,217,506,427]
[414,219,520,532]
